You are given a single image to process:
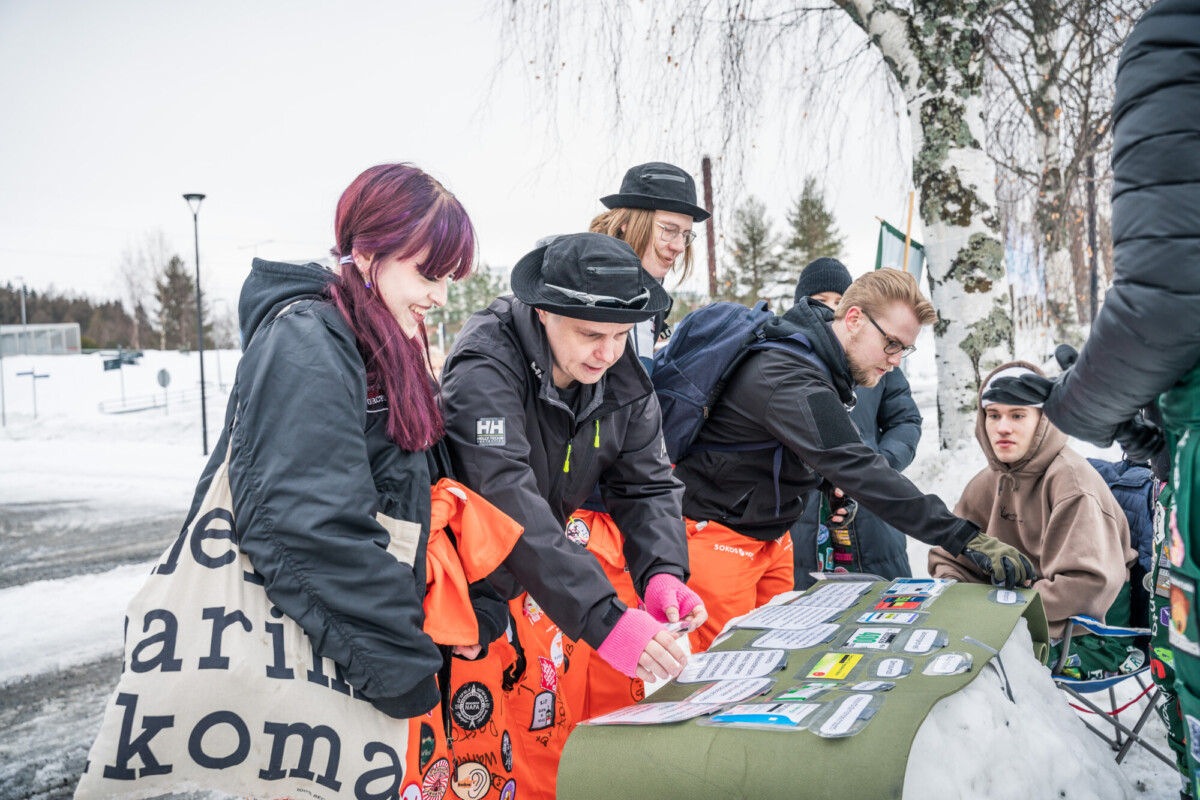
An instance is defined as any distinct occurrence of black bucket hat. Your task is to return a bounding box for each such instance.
[600,161,711,222]
[511,233,671,323]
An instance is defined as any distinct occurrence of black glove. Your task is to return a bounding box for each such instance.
[1114,415,1167,466]
[822,485,858,525]
[961,532,1037,589]
[981,373,1053,407]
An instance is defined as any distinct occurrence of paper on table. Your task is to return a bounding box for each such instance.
[677,649,786,683]
[751,624,840,649]
[819,693,873,736]
[734,604,842,630]
[791,581,874,608]
[582,702,727,725]
[685,677,775,704]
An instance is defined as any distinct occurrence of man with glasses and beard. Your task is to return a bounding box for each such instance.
[440,232,705,800]
[673,268,1034,651]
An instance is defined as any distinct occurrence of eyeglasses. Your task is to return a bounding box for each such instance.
[544,283,652,309]
[657,223,697,248]
[864,311,916,357]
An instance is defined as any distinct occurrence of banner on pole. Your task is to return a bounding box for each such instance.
[874,220,925,289]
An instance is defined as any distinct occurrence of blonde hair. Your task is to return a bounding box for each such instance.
[834,268,937,325]
[589,207,694,283]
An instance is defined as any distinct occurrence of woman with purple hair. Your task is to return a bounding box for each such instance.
[216,163,496,782]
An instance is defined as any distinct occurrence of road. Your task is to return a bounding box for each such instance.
[0,502,226,800]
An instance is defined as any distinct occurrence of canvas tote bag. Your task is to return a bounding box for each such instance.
[76,419,424,799]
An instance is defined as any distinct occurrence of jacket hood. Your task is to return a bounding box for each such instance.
[976,360,1067,477]
[238,258,336,350]
[777,298,856,406]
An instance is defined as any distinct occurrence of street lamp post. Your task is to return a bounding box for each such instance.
[183,193,208,456]
[14,275,27,354]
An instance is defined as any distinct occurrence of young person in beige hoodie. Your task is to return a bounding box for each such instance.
[929,361,1137,648]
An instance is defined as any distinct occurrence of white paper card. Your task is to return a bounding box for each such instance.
[735,604,842,630]
[677,649,786,683]
[819,693,873,736]
[926,654,967,675]
[904,629,940,653]
[876,658,907,678]
[792,581,873,608]
[583,702,726,725]
[751,624,840,650]
[883,578,954,596]
[685,677,774,704]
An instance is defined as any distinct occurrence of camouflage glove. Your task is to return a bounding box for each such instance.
[961,532,1036,589]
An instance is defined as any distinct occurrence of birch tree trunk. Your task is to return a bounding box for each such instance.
[835,0,1014,448]
[1031,2,1084,347]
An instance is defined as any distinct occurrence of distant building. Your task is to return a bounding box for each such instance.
[1,323,82,356]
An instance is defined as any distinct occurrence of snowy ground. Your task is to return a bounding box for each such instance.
[0,335,1182,798]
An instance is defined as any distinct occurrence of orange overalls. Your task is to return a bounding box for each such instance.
[399,479,524,800]
[683,518,794,652]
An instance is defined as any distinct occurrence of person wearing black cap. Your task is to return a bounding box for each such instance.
[590,160,709,372]
[790,258,924,589]
[554,161,711,723]
[440,232,705,799]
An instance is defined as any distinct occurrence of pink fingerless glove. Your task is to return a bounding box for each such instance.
[643,573,703,624]
[596,608,663,679]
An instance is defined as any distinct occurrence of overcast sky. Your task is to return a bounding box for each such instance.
[0,0,915,314]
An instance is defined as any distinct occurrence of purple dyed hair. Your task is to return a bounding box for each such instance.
[328,163,475,450]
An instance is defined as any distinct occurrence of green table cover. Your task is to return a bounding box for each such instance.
[558,581,1049,799]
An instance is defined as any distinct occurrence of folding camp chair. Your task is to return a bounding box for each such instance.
[1051,614,1174,767]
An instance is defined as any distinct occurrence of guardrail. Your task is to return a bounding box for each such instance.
[98,384,224,415]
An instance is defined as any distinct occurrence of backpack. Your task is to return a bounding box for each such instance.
[651,300,829,465]
[1087,458,1155,573]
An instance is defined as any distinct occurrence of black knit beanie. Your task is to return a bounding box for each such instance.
[794,257,853,304]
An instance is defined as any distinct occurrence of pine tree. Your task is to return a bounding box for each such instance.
[720,197,789,306]
[783,177,845,270]
[154,256,207,350]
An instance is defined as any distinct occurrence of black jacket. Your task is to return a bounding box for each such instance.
[1043,0,1200,442]
[675,298,975,555]
[440,297,688,649]
[792,369,923,586]
[183,258,443,718]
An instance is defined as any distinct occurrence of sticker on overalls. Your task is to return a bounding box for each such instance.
[530,690,556,730]
[451,682,494,731]
[551,632,565,667]
[1171,576,1200,657]
[423,757,451,800]
[419,722,436,769]
[453,761,491,800]
[538,656,559,693]
[402,783,422,800]
[476,417,506,446]
[500,780,516,800]
[501,731,513,772]
[817,524,830,545]
[523,595,543,623]
[566,516,591,546]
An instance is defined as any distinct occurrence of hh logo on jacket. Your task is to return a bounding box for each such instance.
[476,418,506,446]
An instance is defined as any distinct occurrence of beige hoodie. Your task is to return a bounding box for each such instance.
[928,361,1136,638]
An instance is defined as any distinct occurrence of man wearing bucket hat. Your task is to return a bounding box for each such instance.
[440,232,705,799]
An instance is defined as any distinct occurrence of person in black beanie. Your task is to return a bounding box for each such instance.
[790,258,925,589]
